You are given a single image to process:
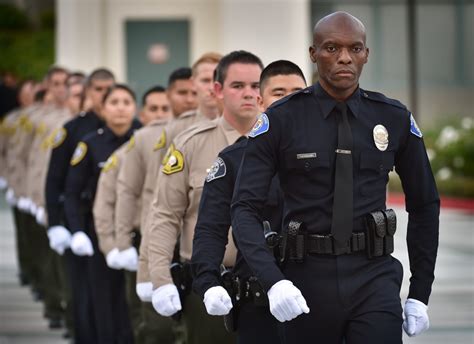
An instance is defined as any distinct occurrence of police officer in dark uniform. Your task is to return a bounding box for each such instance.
[231,12,439,344]
[191,60,307,344]
[64,84,140,344]
[45,68,115,344]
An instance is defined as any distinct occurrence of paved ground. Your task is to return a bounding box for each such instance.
[0,193,472,343]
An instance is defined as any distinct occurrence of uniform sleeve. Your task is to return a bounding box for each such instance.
[115,138,146,250]
[191,153,233,298]
[93,163,119,255]
[64,144,91,233]
[45,125,72,227]
[137,211,152,283]
[230,113,286,292]
[395,113,440,305]
[148,144,190,288]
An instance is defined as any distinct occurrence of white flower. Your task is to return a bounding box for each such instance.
[453,156,465,168]
[436,126,460,149]
[461,117,473,130]
[436,167,452,181]
[426,148,436,161]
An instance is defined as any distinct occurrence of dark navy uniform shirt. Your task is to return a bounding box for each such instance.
[191,137,284,298]
[231,83,439,305]
[45,111,104,227]
[63,126,135,233]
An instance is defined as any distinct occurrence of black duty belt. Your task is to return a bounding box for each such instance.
[307,232,366,255]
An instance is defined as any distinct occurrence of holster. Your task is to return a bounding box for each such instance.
[170,262,192,321]
[365,209,397,259]
[287,220,306,263]
[221,266,240,333]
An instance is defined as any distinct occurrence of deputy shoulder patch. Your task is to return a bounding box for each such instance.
[409,113,423,138]
[50,127,67,149]
[248,113,269,138]
[205,157,226,183]
[102,154,118,172]
[153,130,166,151]
[162,144,184,175]
[126,135,135,152]
[70,142,88,166]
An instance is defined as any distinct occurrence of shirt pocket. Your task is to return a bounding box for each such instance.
[359,151,395,197]
[283,150,332,198]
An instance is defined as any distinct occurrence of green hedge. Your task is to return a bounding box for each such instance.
[389,116,474,198]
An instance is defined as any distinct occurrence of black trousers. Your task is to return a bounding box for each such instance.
[236,301,285,344]
[281,253,403,344]
[87,220,133,344]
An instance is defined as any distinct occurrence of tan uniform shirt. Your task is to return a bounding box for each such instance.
[93,143,140,255]
[0,109,21,180]
[6,104,44,197]
[136,110,209,283]
[148,116,240,288]
[26,107,71,208]
[114,118,169,252]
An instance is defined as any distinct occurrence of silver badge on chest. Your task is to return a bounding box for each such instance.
[373,124,389,151]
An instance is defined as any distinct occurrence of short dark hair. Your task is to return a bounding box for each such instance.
[102,84,136,104]
[46,66,69,81]
[142,85,166,106]
[168,67,192,88]
[260,60,306,90]
[86,68,115,87]
[66,72,86,86]
[214,50,263,85]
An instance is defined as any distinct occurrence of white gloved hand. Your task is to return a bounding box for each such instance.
[35,207,47,226]
[70,231,94,256]
[47,225,72,255]
[5,188,16,206]
[136,282,154,302]
[17,197,31,212]
[0,177,7,190]
[29,200,38,216]
[152,283,182,317]
[403,298,429,337]
[267,279,310,322]
[119,247,139,271]
[106,248,123,270]
[203,286,233,316]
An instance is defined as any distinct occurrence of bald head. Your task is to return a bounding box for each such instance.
[313,11,366,46]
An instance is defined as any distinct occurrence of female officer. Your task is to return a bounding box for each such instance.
[64,84,140,344]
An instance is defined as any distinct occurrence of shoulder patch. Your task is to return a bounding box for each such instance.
[268,86,312,109]
[153,130,166,151]
[36,122,47,136]
[409,113,423,138]
[162,144,184,175]
[126,135,135,152]
[70,142,88,166]
[50,127,67,149]
[205,157,226,183]
[249,113,270,138]
[102,154,118,172]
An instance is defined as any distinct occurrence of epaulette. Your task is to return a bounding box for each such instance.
[267,85,314,110]
[178,119,217,147]
[360,89,407,110]
[220,137,247,156]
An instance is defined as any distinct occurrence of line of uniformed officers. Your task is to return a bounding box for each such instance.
[0,11,439,344]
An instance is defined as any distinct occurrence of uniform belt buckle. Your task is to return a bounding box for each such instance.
[331,235,351,255]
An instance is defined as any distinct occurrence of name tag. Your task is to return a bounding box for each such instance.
[296,152,317,160]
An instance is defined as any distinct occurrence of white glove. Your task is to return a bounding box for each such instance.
[106,248,123,270]
[152,283,182,317]
[267,279,310,322]
[136,282,154,302]
[0,177,7,190]
[70,231,94,256]
[119,247,139,271]
[403,298,429,337]
[29,200,38,216]
[203,286,233,316]
[35,207,47,226]
[47,226,72,255]
[17,197,31,212]
[5,188,16,206]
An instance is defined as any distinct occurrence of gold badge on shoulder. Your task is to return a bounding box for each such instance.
[373,124,388,151]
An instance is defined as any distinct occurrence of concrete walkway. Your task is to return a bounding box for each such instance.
[0,193,473,343]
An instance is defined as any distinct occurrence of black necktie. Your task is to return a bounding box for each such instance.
[331,102,353,246]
